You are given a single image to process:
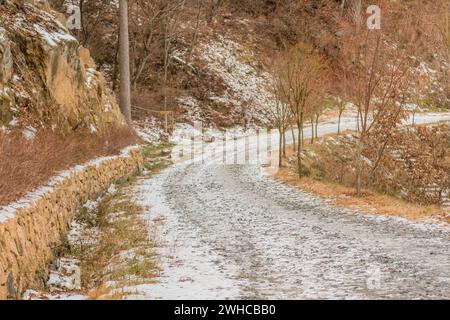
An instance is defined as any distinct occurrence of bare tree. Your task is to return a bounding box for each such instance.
[206,0,225,22]
[336,98,346,134]
[161,0,185,130]
[341,30,413,195]
[308,82,328,144]
[313,99,326,140]
[277,43,327,177]
[130,0,185,89]
[266,54,292,167]
[130,0,163,88]
[331,68,350,135]
[185,0,204,65]
[119,0,131,124]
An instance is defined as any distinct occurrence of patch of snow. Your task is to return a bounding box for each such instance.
[67,220,84,246]
[47,258,81,292]
[0,27,6,44]
[22,125,37,140]
[0,86,12,96]
[8,117,18,126]
[127,118,450,298]
[134,118,165,144]
[33,23,77,47]
[176,96,202,122]
[0,146,139,223]
[198,36,272,124]
[85,68,96,89]
[108,183,117,194]
[104,101,112,113]
[129,169,242,299]
[83,199,98,212]
[89,124,97,134]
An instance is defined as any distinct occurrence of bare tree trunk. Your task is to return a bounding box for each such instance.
[369,139,389,182]
[112,36,120,91]
[310,117,315,144]
[301,122,304,148]
[119,0,132,124]
[278,127,283,167]
[291,125,296,152]
[340,0,346,14]
[297,113,304,178]
[315,113,319,138]
[356,109,361,133]
[186,0,202,64]
[338,110,343,134]
[355,136,363,196]
[132,28,155,88]
[352,0,362,32]
[297,124,302,178]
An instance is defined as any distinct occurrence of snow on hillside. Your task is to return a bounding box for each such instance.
[176,36,273,128]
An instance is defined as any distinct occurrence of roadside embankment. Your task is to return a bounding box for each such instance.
[0,147,143,299]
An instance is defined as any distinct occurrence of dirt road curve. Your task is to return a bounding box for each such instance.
[132,114,450,299]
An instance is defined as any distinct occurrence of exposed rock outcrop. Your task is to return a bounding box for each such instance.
[0,0,142,300]
[0,0,124,132]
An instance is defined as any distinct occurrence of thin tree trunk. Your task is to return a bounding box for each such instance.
[297,113,304,178]
[297,123,302,178]
[301,122,304,148]
[340,0,346,15]
[369,138,389,182]
[355,136,363,196]
[369,108,403,180]
[356,109,361,133]
[310,117,314,144]
[315,114,319,138]
[278,128,283,167]
[119,0,132,124]
[291,125,296,152]
[162,11,171,132]
[112,36,120,91]
[132,29,155,89]
[338,110,342,134]
[186,0,202,64]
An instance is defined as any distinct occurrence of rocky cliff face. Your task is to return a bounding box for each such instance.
[0,0,124,133]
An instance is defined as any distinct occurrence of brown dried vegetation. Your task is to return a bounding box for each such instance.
[0,127,137,207]
[295,123,450,206]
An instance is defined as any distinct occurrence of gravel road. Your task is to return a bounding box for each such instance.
[131,114,450,299]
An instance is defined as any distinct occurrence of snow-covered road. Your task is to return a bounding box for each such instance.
[131,113,450,299]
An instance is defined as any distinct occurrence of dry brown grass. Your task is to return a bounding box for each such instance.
[270,138,448,223]
[77,180,159,299]
[0,126,137,207]
[275,168,447,222]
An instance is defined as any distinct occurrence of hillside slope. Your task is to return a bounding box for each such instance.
[49,0,448,132]
[0,0,137,208]
[0,0,125,133]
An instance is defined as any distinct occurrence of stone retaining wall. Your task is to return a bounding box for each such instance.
[0,147,143,299]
